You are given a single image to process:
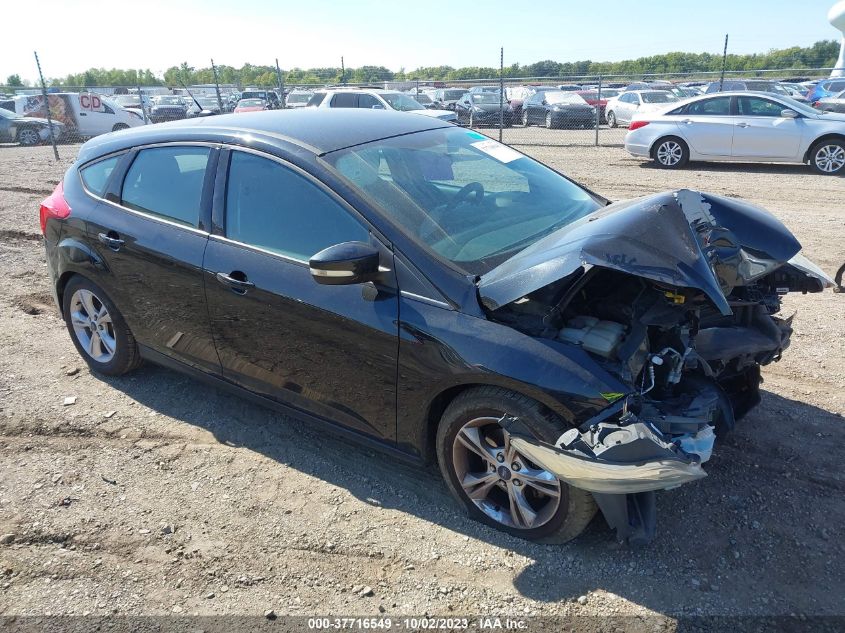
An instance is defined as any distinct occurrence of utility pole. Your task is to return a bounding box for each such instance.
[275,58,285,108]
[340,56,345,85]
[210,58,224,112]
[718,34,729,91]
[34,51,59,161]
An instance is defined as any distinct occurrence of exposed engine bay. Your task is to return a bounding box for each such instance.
[482,189,835,544]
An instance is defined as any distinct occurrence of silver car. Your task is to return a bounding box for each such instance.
[624,91,845,175]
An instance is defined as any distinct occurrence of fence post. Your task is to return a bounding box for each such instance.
[275,58,285,108]
[595,75,602,146]
[499,47,504,143]
[136,79,149,125]
[210,59,224,113]
[33,51,59,161]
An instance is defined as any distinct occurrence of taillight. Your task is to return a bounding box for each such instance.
[629,120,650,131]
[39,180,71,235]
[813,101,821,107]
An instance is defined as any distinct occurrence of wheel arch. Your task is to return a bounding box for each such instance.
[803,133,845,163]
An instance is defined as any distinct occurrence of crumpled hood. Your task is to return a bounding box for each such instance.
[478,189,804,314]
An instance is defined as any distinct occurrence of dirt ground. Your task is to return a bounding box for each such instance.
[0,136,843,627]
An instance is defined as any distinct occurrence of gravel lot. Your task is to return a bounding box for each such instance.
[0,136,843,626]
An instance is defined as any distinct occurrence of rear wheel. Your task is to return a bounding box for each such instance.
[522,109,529,126]
[606,111,617,128]
[545,112,555,129]
[62,276,141,376]
[652,136,689,169]
[436,387,597,543]
[809,139,845,175]
[18,128,40,146]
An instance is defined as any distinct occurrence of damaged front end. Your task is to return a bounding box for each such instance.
[481,189,834,544]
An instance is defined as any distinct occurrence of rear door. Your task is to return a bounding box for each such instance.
[674,96,735,156]
[731,96,803,159]
[203,148,399,440]
[84,144,221,373]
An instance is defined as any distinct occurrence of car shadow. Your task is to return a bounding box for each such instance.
[638,160,812,176]
[92,365,845,617]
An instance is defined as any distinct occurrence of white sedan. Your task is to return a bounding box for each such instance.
[624,91,845,175]
[604,90,679,127]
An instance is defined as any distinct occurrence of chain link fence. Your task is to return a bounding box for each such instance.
[1,61,840,154]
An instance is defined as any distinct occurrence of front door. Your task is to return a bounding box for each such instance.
[203,149,399,440]
[731,96,804,159]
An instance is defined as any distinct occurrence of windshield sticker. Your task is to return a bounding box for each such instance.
[465,131,486,140]
[471,139,523,163]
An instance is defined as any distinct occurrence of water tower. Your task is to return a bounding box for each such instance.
[831,1,845,77]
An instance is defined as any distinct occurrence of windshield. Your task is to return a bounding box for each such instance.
[287,93,311,103]
[156,97,183,105]
[325,127,601,274]
[444,90,465,100]
[238,99,265,107]
[641,91,678,104]
[115,96,140,105]
[471,94,500,104]
[198,98,218,107]
[546,92,587,105]
[413,94,432,103]
[381,93,423,111]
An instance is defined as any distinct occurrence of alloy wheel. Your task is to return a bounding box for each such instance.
[656,140,683,166]
[814,144,845,173]
[69,289,117,363]
[452,416,561,530]
[18,129,40,146]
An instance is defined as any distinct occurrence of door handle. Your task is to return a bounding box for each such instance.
[216,271,255,294]
[736,122,749,128]
[681,119,694,124]
[98,232,124,251]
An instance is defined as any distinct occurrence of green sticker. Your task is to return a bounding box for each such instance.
[600,392,625,403]
[466,131,486,140]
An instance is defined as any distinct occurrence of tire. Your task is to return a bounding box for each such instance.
[522,109,529,126]
[809,139,845,175]
[62,275,142,376]
[436,386,597,543]
[652,136,690,169]
[545,112,555,129]
[469,111,475,128]
[18,127,41,146]
[112,123,129,132]
[606,111,617,128]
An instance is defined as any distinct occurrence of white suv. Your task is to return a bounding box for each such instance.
[308,88,457,122]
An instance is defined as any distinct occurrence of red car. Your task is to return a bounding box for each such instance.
[234,98,269,113]
[576,89,621,123]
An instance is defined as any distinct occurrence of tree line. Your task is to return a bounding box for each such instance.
[5,40,840,89]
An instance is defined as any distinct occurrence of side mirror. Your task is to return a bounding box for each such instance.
[309,242,381,286]
[780,109,798,118]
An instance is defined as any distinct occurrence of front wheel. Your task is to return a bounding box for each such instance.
[436,387,597,543]
[809,140,845,175]
[62,276,142,376]
[545,112,555,129]
[606,111,617,128]
[18,128,41,146]
[652,136,689,169]
[522,109,529,126]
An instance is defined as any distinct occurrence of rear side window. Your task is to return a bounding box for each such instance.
[121,146,209,226]
[330,93,357,108]
[306,93,326,107]
[224,151,368,261]
[80,155,120,196]
[687,97,731,116]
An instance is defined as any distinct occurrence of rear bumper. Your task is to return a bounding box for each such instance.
[625,139,651,157]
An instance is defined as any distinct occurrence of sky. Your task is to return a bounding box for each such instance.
[3,0,844,82]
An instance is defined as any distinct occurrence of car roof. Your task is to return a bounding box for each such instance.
[77,108,453,161]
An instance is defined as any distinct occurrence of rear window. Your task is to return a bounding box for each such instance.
[121,147,210,227]
[80,155,121,196]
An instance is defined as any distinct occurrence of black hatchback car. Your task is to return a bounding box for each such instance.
[41,109,832,544]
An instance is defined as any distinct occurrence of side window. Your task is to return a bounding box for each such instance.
[80,155,121,196]
[225,151,369,261]
[831,80,845,92]
[121,146,210,226]
[687,97,731,116]
[306,93,326,107]
[330,93,357,108]
[358,94,380,109]
[103,103,114,115]
[737,97,784,117]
